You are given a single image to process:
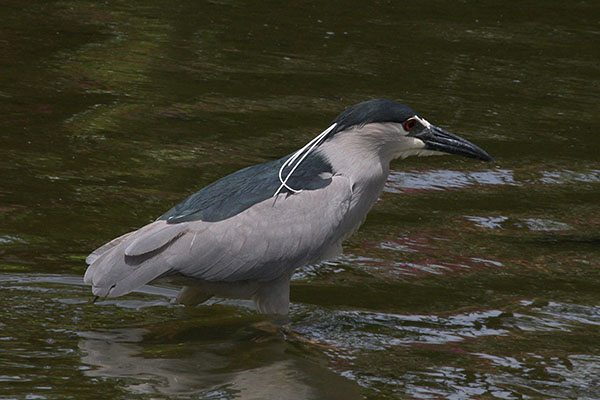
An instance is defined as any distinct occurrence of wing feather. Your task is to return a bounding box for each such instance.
[85,230,135,265]
[85,176,352,297]
[124,224,188,257]
[169,175,353,282]
[85,221,186,297]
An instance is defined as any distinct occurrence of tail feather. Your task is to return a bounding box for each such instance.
[86,230,135,265]
[85,221,186,298]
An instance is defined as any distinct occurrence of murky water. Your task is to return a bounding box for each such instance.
[1,0,599,398]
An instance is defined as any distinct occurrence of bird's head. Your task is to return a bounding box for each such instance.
[325,99,494,163]
[275,99,494,196]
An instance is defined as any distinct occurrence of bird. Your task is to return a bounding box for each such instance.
[84,98,494,314]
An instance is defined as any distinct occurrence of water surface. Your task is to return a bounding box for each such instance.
[1,0,599,398]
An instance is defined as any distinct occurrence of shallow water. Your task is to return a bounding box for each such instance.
[1,0,599,398]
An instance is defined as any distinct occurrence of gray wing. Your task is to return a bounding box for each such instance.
[84,222,189,297]
[85,230,135,265]
[84,175,353,298]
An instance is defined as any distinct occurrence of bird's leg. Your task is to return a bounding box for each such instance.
[252,273,292,314]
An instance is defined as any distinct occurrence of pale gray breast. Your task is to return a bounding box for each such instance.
[338,177,386,243]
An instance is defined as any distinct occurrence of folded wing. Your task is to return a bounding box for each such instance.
[84,175,352,298]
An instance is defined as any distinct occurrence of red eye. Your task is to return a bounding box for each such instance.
[404,119,417,131]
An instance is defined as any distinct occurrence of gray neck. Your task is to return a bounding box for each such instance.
[315,124,395,241]
[315,123,399,187]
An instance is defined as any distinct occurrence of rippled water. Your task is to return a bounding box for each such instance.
[1,0,599,399]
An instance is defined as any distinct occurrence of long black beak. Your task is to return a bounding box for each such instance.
[414,125,494,162]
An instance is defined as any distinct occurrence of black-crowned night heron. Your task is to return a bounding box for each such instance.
[84,99,493,314]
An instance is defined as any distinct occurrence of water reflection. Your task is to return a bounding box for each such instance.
[464,215,509,229]
[385,168,517,193]
[539,169,600,184]
[295,308,510,351]
[78,325,362,400]
[385,168,600,193]
[2,274,600,398]
[292,302,600,398]
[465,215,573,232]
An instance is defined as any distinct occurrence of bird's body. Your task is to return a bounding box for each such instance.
[84,99,493,314]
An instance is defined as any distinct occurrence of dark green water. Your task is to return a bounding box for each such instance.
[1,1,599,398]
